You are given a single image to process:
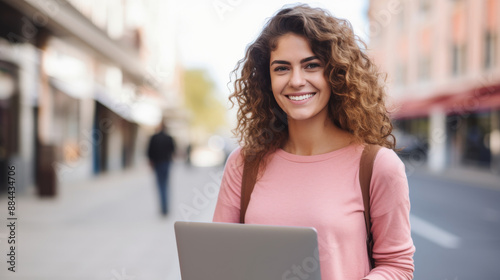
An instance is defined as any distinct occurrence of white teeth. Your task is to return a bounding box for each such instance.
[288,94,314,101]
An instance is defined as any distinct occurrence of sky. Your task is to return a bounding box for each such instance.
[173,0,369,98]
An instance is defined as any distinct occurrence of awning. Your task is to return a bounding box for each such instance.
[392,83,500,119]
[94,84,134,122]
[442,84,500,114]
[50,77,93,100]
[94,84,162,126]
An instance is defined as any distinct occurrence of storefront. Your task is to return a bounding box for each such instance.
[0,61,19,194]
[393,83,500,173]
[0,0,169,197]
[92,99,139,175]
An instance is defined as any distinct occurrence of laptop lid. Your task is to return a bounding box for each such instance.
[174,221,321,280]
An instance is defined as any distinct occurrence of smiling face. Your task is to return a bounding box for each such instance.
[269,33,331,124]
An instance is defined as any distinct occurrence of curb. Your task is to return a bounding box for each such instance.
[404,160,500,191]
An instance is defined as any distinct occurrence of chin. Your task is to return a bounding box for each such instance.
[287,113,315,121]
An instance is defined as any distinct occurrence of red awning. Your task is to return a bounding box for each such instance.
[391,94,453,119]
[392,83,500,119]
[442,84,500,114]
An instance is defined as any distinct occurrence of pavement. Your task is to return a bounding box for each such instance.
[0,160,224,280]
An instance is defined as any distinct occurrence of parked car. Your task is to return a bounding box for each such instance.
[393,130,428,162]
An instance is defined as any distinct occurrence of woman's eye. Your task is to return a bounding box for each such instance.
[274,66,289,72]
[305,63,321,69]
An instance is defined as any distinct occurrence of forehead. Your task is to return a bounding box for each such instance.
[270,33,314,59]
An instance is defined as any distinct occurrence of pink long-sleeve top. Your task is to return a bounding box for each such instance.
[213,143,415,279]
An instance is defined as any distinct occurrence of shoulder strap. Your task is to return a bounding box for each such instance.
[239,158,259,224]
[359,144,382,269]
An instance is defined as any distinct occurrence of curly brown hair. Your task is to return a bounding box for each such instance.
[230,4,395,163]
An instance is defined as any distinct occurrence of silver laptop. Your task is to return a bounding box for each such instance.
[174,221,321,280]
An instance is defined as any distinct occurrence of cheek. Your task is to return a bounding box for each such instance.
[271,80,286,109]
[270,76,277,91]
[272,91,283,107]
[312,74,329,90]
[271,74,288,91]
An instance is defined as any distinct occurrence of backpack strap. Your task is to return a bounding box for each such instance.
[239,157,259,224]
[359,144,382,269]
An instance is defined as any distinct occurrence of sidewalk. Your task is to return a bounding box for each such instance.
[0,161,224,280]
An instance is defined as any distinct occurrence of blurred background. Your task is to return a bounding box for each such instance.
[0,0,498,279]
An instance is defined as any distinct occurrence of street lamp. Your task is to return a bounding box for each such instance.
[0,70,15,100]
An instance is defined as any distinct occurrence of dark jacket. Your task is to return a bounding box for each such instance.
[147,131,175,163]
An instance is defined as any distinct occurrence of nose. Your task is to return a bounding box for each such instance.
[288,69,306,88]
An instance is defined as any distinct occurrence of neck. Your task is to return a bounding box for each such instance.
[284,116,352,156]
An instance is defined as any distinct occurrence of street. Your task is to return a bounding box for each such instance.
[0,161,499,279]
[408,167,500,279]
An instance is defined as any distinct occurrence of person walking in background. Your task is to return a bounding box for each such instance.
[213,4,414,279]
[147,120,175,216]
[185,143,192,167]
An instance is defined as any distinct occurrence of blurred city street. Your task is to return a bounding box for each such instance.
[0,159,499,280]
[0,0,500,279]
[0,160,224,280]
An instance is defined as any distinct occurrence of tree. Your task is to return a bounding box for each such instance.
[183,69,227,134]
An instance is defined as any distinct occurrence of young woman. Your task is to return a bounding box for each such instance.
[213,4,415,279]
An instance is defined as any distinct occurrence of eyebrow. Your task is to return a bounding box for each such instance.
[270,56,319,66]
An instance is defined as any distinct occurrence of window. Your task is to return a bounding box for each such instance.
[395,63,407,85]
[484,32,497,70]
[419,0,432,22]
[397,2,406,34]
[418,55,431,81]
[452,44,467,76]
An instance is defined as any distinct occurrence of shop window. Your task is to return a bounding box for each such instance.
[463,112,492,167]
[53,90,80,163]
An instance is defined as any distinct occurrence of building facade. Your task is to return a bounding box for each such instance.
[368,0,500,173]
[0,0,182,196]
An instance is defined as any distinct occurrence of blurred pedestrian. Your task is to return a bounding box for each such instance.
[213,4,414,279]
[147,120,175,216]
[185,143,192,167]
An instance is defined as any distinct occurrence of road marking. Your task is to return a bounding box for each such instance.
[410,214,461,249]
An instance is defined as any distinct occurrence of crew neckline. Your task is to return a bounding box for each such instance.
[275,142,360,163]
